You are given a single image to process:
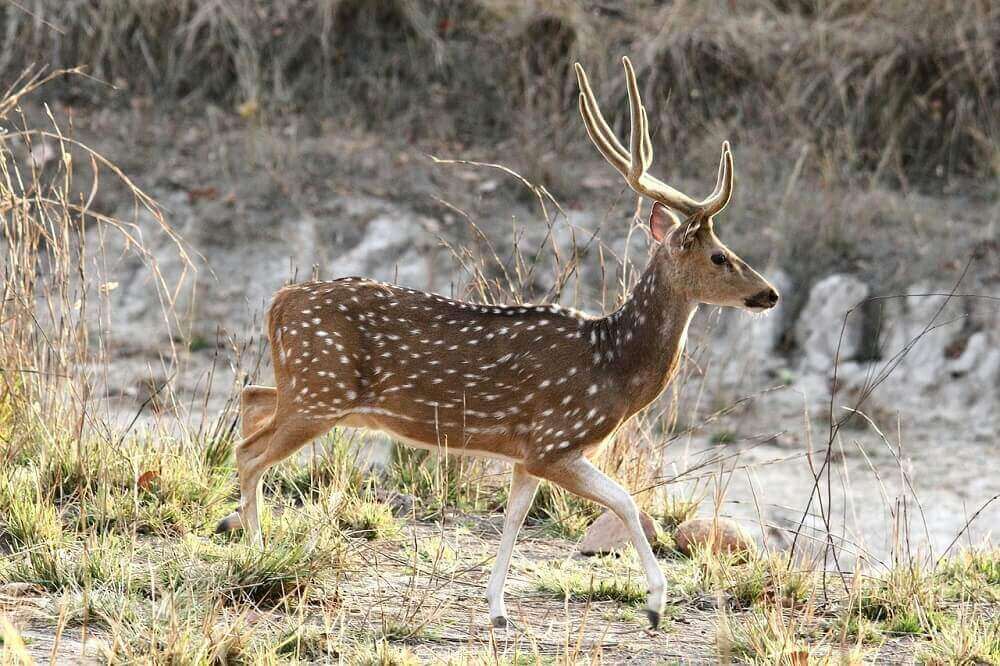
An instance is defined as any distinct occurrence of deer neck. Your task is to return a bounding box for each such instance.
[590,263,697,415]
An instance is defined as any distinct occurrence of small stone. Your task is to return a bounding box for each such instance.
[1,582,42,597]
[374,488,416,517]
[673,517,755,557]
[579,510,658,556]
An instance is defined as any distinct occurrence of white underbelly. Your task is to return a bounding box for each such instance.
[338,413,525,465]
[383,427,524,464]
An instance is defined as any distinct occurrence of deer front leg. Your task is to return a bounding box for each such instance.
[486,463,540,628]
[536,455,665,629]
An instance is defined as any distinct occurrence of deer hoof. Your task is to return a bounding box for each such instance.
[490,615,508,629]
[215,512,242,534]
[644,609,660,631]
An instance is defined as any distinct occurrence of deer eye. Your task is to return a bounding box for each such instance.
[711,252,727,266]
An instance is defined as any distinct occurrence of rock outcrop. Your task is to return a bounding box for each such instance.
[579,510,659,556]
[795,274,870,372]
[673,517,756,557]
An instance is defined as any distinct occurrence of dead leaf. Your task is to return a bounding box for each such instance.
[237,100,259,119]
[137,470,159,490]
[790,650,810,665]
[187,187,219,203]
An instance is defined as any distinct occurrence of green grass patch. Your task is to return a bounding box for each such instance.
[18,434,233,538]
[0,467,63,549]
[918,612,1000,665]
[527,482,601,540]
[56,588,146,629]
[718,606,864,665]
[938,547,1000,602]
[829,613,885,646]
[389,445,502,517]
[843,564,972,640]
[273,624,342,661]
[353,640,422,666]
[653,494,701,530]
[666,549,815,610]
[533,557,646,605]
[214,540,333,608]
[336,495,400,541]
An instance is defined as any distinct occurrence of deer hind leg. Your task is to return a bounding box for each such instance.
[215,414,333,547]
[215,385,277,535]
[240,385,277,438]
[532,455,666,630]
[485,464,540,628]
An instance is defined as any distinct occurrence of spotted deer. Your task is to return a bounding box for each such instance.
[216,57,779,629]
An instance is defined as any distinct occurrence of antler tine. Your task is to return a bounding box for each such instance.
[700,142,734,217]
[620,57,704,216]
[576,57,703,217]
[623,58,661,182]
[623,56,646,184]
[640,107,653,171]
[577,95,628,180]
[575,63,630,173]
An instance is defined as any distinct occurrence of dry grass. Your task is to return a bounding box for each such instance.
[2,0,997,184]
[4,414,993,663]
[0,65,191,444]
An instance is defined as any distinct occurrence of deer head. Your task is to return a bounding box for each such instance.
[576,57,779,312]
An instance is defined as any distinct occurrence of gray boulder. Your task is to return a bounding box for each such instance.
[795,274,870,373]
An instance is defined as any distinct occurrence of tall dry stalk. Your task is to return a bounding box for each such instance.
[0,68,190,456]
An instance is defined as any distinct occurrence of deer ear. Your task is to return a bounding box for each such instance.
[649,202,680,243]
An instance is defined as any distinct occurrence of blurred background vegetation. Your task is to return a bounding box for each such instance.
[4,0,997,187]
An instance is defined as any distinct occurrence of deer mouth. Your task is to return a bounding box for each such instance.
[744,288,780,311]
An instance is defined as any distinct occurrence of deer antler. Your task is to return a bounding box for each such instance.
[575,56,734,219]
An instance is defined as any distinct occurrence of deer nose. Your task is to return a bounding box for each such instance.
[748,288,779,309]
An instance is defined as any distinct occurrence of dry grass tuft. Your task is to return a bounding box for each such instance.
[2,1,996,182]
[0,66,189,444]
